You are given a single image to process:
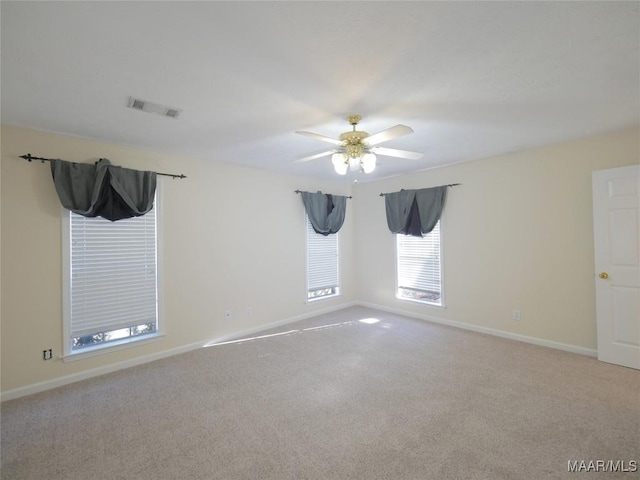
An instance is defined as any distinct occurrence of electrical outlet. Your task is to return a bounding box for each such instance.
[225,310,232,321]
[43,349,53,360]
[246,307,253,317]
[512,310,522,321]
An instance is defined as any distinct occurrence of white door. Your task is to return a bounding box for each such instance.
[592,165,640,369]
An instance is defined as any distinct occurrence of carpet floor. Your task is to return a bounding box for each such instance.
[1,306,639,479]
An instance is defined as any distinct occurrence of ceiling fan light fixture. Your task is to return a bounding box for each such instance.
[332,153,348,175]
[362,153,376,173]
[295,114,421,177]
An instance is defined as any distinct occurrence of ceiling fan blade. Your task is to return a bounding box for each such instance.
[364,124,414,146]
[295,131,343,146]
[370,147,423,160]
[293,150,337,164]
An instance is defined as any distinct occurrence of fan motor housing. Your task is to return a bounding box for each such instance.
[340,131,370,158]
[339,131,369,144]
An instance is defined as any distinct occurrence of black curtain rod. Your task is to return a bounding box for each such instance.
[20,154,187,179]
[379,183,461,197]
[295,189,352,199]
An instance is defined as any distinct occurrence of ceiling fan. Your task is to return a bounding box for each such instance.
[295,114,423,175]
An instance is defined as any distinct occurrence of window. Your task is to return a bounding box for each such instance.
[396,221,442,306]
[306,217,339,300]
[63,199,160,355]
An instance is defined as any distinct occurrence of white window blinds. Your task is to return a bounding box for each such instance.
[69,206,158,340]
[396,221,442,305]
[306,217,339,299]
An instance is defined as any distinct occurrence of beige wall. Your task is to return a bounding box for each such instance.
[2,125,638,397]
[1,125,356,393]
[353,128,639,351]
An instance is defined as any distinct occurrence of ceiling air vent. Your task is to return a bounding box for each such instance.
[127,96,182,119]
[131,98,146,110]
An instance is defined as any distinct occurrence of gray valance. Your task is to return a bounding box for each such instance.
[300,191,347,235]
[385,186,447,236]
[50,158,157,221]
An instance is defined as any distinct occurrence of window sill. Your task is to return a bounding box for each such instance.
[396,296,447,309]
[62,333,165,363]
[306,293,342,304]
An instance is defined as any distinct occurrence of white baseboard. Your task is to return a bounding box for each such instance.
[357,301,598,358]
[0,341,205,402]
[202,300,359,347]
[1,300,594,401]
[0,300,358,402]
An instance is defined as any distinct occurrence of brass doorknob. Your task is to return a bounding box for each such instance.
[599,272,609,279]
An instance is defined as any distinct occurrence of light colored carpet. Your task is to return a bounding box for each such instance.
[2,306,639,479]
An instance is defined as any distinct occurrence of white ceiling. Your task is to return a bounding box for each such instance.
[2,1,638,183]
